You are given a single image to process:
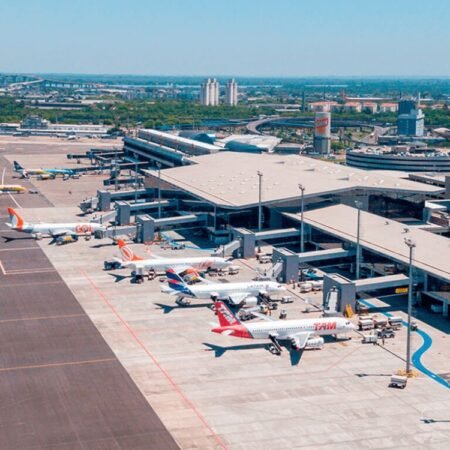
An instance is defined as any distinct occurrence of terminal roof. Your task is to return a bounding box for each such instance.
[287,204,450,283]
[150,152,443,209]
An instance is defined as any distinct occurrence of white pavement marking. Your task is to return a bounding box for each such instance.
[0,247,41,252]
[8,193,22,209]
[0,259,54,275]
[1,167,5,184]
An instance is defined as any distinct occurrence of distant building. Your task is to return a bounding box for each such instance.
[343,102,362,113]
[308,101,338,112]
[200,78,219,106]
[397,99,424,136]
[362,102,378,114]
[15,115,109,137]
[346,145,450,172]
[21,115,50,129]
[313,111,331,154]
[224,79,238,106]
[379,102,398,113]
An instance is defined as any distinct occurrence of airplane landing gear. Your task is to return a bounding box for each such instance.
[132,274,144,284]
[268,335,282,356]
[175,297,191,306]
[268,344,281,356]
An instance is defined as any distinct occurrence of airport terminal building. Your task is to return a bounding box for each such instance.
[100,128,450,316]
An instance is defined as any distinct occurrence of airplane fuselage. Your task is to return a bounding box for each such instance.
[131,257,230,273]
[245,317,353,340]
[0,185,26,193]
[173,281,285,299]
[19,222,104,236]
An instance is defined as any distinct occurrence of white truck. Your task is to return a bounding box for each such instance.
[359,317,375,331]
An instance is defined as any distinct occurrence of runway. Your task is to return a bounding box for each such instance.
[0,167,179,448]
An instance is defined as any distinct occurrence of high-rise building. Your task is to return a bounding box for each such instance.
[225,79,238,106]
[200,78,219,106]
[397,99,424,136]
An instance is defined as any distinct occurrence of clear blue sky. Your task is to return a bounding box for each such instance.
[1,0,449,77]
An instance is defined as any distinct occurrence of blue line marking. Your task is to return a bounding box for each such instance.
[358,298,450,390]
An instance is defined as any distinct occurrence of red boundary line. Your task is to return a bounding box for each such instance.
[81,270,228,450]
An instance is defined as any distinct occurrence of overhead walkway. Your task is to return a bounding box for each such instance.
[255,228,299,241]
[354,274,409,292]
[297,247,354,264]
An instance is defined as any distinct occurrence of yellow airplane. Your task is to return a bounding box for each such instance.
[0,184,26,193]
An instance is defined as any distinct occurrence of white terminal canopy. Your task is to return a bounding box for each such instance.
[145,152,443,209]
[286,204,450,283]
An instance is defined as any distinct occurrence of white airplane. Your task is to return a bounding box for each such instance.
[6,207,105,239]
[211,301,356,354]
[0,184,26,193]
[115,239,231,277]
[162,268,286,306]
[14,161,75,179]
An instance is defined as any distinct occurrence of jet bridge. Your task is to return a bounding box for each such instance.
[231,227,301,258]
[297,247,354,264]
[354,274,409,292]
[135,213,202,243]
[115,200,173,225]
[97,189,151,211]
[322,273,410,313]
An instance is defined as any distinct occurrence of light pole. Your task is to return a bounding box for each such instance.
[298,183,305,253]
[405,237,416,376]
[134,161,139,203]
[257,171,263,232]
[156,162,162,219]
[355,200,363,279]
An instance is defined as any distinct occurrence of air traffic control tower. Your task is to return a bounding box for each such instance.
[313,111,331,154]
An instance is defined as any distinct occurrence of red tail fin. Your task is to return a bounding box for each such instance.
[7,207,25,230]
[214,301,240,327]
[117,239,143,261]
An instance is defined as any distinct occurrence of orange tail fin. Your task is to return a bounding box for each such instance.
[118,239,143,261]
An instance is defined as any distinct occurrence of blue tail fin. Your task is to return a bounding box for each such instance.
[13,161,23,171]
[165,269,193,295]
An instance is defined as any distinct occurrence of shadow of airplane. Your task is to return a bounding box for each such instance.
[154,302,213,314]
[421,419,450,424]
[288,347,304,366]
[355,373,392,378]
[108,273,131,283]
[2,235,35,243]
[203,341,304,366]
[90,242,116,249]
[203,342,270,357]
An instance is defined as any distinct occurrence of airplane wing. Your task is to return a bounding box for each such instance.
[50,229,73,237]
[249,310,275,321]
[226,292,251,305]
[171,269,214,284]
[288,332,312,350]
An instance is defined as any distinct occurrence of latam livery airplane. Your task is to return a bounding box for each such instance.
[5,207,105,239]
[212,301,356,353]
[162,268,285,306]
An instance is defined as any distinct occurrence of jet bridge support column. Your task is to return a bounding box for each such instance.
[136,215,155,243]
[322,274,356,314]
[116,201,131,226]
[272,248,298,283]
[232,228,256,258]
[97,190,111,211]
